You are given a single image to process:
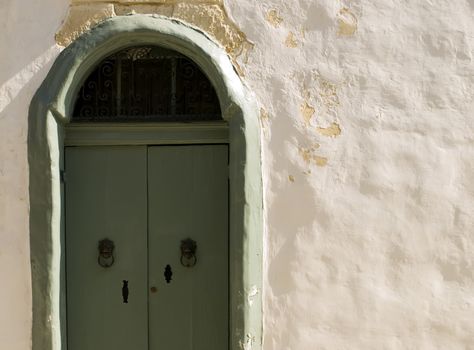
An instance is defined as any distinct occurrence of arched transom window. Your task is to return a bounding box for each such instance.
[73,46,222,122]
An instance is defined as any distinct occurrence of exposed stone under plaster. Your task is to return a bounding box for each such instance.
[55,1,252,74]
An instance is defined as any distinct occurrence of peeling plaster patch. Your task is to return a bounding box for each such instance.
[314,155,328,167]
[231,40,254,75]
[55,4,116,46]
[265,9,283,28]
[55,2,253,76]
[300,101,315,125]
[172,3,254,74]
[298,146,326,167]
[316,122,341,137]
[284,32,298,48]
[247,285,259,306]
[318,77,340,112]
[337,7,357,36]
[259,107,271,138]
[259,107,270,130]
[259,107,269,122]
[296,72,342,124]
[240,334,255,350]
[299,147,312,163]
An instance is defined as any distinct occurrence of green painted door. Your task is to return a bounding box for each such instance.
[66,145,228,350]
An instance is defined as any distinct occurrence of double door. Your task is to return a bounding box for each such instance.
[65,145,228,350]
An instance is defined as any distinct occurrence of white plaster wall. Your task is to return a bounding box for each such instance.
[224,1,474,348]
[0,1,68,349]
[1,0,474,349]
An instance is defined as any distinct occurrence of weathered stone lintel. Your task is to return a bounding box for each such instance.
[55,1,253,75]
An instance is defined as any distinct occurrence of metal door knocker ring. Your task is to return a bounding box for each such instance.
[180,238,197,267]
[98,238,115,268]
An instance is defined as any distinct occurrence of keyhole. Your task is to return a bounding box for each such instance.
[164,265,172,283]
[122,280,129,303]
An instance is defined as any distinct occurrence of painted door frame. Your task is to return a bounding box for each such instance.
[28,15,262,350]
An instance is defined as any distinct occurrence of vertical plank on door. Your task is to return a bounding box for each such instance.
[148,145,229,350]
[65,146,148,350]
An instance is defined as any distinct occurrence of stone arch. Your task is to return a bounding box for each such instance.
[28,15,262,350]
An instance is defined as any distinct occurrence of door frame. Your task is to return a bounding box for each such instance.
[28,15,262,350]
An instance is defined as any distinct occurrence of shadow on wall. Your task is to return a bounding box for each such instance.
[0,2,67,348]
[0,0,68,115]
[0,46,60,116]
[0,0,68,79]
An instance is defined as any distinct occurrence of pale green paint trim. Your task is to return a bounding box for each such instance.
[65,121,229,146]
[29,15,262,350]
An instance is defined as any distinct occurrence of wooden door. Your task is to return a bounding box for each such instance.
[148,145,228,350]
[65,146,149,349]
[65,145,228,350]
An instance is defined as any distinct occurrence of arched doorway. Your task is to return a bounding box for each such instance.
[66,45,228,350]
[28,15,262,350]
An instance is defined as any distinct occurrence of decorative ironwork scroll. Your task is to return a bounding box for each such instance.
[73,46,221,122]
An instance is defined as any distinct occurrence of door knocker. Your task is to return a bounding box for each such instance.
[180,238,197,267]
[98,238,115,268]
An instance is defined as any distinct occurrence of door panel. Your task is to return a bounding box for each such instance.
[66,146,148,350]
[66,145,228,350]
[148,145,229,350]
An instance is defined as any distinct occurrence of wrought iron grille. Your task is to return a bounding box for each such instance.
[72,46,222,122]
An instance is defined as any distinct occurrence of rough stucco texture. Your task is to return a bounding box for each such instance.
[234,1,474,348]
[1,0,474,349]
